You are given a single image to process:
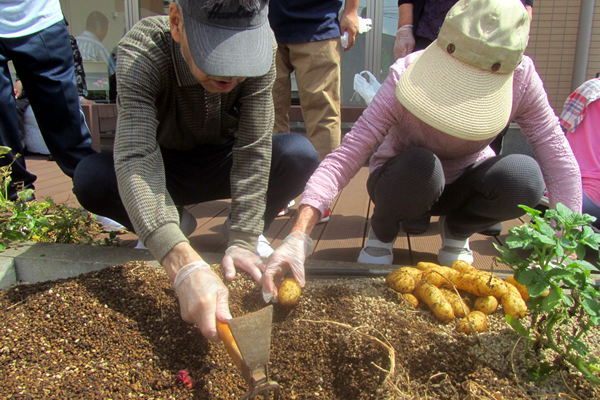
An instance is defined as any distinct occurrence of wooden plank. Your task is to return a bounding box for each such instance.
[310,166,372,263]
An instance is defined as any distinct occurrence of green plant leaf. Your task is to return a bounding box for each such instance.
[506,314,530,337]
[546,268,573,281]
[527,362,556,382]
[582,298,600,318]
[567,337,591,357]
[517,268,543,286]
[541,285,562,312]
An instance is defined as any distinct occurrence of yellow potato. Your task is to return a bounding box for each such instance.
[402,293,419,308]
[417,261,442,271]
[456,311,488,334]
[501,283,527,319]
[440,288,470,318]
[414,279,455,323]
[422,266,461,288]
[451,260,477,274]
[449,271,508,298]
[278,277,302,307]
[473,296,498,315]
[386,269,418,294]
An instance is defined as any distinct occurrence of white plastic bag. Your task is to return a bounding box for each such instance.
[353,71,381,105]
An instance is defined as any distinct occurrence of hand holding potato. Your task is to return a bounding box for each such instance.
[262,231,314,303]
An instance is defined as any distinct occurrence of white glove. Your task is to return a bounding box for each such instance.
[221,245,265,284]
[174,261,231,342]
[394,25,415,59]
[262,231,314,303]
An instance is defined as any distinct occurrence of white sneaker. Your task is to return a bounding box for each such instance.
[135,208,197,250]
[437,216,474,266]
[357,227,396,265]
[95,215,126,232]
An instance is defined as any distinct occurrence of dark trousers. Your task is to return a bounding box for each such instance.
[0,21,96,199]
[367,147,545,242]
[72,133,320,233]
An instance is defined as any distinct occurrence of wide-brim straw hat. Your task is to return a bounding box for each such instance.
[396,0,530,140]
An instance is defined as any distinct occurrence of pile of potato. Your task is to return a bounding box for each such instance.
[386,261,532,334]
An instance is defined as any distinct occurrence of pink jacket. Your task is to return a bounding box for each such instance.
[301,52,582,216]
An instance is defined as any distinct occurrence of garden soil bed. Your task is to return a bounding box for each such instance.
[1,262,599,399]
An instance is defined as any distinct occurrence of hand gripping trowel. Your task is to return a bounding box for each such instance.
[217,305,281,400]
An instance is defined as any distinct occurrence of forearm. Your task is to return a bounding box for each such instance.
[398,3,413,29]
[292,205,321,235]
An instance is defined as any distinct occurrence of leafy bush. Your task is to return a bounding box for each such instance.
[0,146,121,251]
[494,204,600,384]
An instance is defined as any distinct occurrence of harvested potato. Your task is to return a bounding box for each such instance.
[278,277,302,307]
[473,296,498,314]
[450,271,508,298]
[456,311,488,334]
[417,261,442,271]
[451,260,477,273]
[386,269,420,293]
[402,293,419,308]
[440,288,470,318]
[504,275,550,300]
[422,266,461,288]
[399,266,424,279]
[414,279,455,323]
[501,283,527,319]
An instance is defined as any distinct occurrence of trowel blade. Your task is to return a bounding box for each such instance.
[228,305,273,369]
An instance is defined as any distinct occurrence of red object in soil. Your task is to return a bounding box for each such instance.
[176,370,195,389]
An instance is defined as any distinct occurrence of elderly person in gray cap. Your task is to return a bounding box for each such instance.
[261,0,581,302]
[73,0,319,341]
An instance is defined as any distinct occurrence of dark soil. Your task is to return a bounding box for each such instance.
[1,262,598,399]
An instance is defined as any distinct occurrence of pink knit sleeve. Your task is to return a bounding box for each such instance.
[300,66,403,214]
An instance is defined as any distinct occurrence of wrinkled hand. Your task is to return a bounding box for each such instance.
[394,25,415,59]
[173,261,232,342]
[221,246,265,284]
[262,231,314,303]
[339,11,359,51]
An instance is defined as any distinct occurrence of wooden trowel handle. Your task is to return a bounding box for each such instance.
[217,320,244,372]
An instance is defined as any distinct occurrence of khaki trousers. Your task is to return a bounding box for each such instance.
[272,39,341,160]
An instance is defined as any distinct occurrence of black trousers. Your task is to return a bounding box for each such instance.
[366,147,545,242]
[73,133,319,233]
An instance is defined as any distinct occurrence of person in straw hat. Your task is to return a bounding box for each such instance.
[260,0,582,301]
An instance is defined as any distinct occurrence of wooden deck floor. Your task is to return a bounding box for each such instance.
[25,154,527,274]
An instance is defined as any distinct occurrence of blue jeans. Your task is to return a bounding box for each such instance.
[0,21,96,199]
[72,133,319,232]
[583,193,600,229]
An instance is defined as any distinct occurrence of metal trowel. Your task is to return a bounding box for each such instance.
[217,305,280,400]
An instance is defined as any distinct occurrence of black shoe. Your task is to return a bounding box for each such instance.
[479,222,502,236]
[402,216,431,235]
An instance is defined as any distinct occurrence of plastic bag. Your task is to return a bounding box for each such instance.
[353,71,381,105]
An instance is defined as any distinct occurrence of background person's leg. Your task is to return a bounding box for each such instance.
[11,21,95,179]
[272,44,293,135]
[291,39,341,161]
[367,147,445,243]
[0,41,36,199]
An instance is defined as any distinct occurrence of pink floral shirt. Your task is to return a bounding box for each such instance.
[301,52,582,216]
